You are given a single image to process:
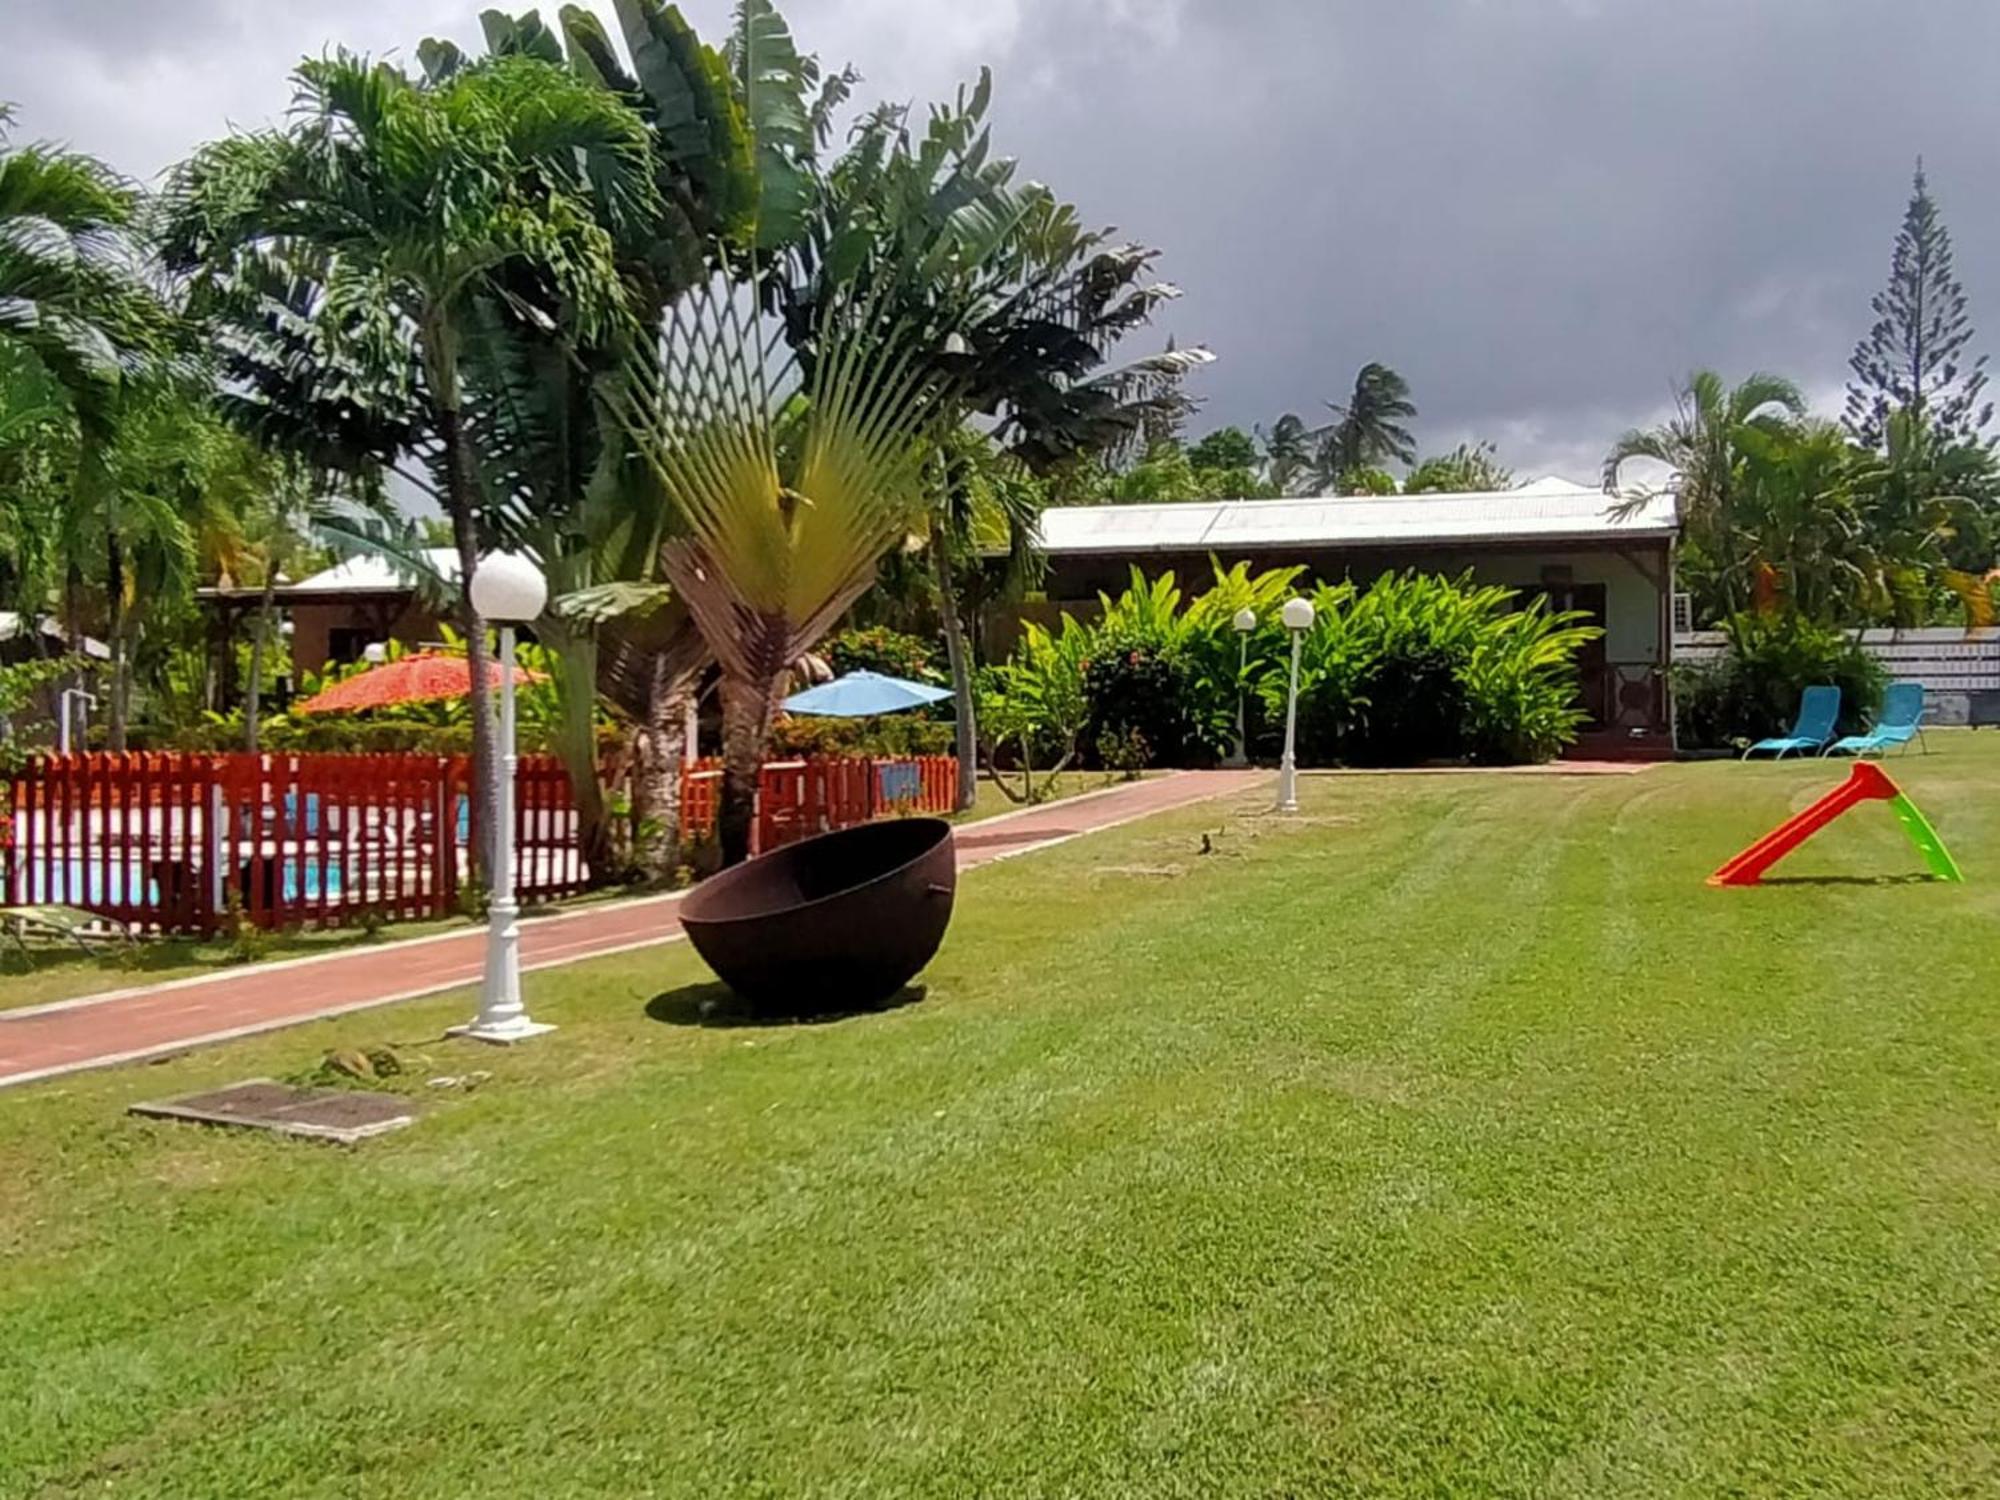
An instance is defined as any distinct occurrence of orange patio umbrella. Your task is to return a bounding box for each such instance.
[293,650,545,715]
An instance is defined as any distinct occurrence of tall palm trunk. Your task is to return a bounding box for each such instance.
[932,539,977,811]
[547,628,611,883]
[243,573,276,751]
[430,357,500,886]
[632,674,689,878]
[105,528,127,751]
[718,673,778,866]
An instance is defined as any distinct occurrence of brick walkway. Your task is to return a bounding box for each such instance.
[0,771,1265,1089]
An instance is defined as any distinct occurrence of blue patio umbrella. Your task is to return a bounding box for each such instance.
[781,670,952,717]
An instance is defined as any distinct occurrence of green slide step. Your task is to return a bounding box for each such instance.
[1887,792,1964,882]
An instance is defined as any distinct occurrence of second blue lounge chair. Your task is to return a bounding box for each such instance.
[1825,680,1927,758]
[1743,684,1841,759]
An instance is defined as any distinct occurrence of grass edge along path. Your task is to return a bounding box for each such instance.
[0,768,1155,1017]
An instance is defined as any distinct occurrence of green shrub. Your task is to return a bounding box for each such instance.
[1082,639,1201,766]
[1262,573,1599,766]
[1095,726,1152,779]
[1077,564,1305,765]
[983,564,1599,770]
[1673,613,1885,750]
[825,626,944,685]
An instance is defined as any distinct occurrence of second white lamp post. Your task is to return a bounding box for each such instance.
[452,550,553,1045]
[1227,607,1256,767]
[1275,595,1315,813]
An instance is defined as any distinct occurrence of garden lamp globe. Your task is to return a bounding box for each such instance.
[469,550,548,623]
[1276,597,1315,811]
[362,641,388,665]
[1232,607,1257,634]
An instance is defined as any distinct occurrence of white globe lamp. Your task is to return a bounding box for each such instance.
[469,550,548,623]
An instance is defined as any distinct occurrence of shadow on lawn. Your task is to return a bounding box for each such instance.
[644,982,927,1030]
[1757,873,1941,887]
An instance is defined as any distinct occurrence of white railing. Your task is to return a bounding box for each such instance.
[1674,627,2000,724]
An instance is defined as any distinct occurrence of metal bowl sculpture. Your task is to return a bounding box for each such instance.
[679,818,956,1009]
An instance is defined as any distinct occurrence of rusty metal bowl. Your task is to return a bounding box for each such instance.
[678,818,956,1009]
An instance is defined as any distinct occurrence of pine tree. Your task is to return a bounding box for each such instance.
[1844,160,1993,449]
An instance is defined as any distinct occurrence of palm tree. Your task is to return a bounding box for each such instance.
[164,50,658,871]
[1849,408,1996,626]
[1316,363,1418,490]
[1603,370,1805,620]
[774,73,1204,811]
[425,0,754,881]
[1260,413,1317,495]
[2,105,178,744]
[620,275,952,864]
[1733,420,1870,623]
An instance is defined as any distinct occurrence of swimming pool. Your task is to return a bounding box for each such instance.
[11,857,346,908]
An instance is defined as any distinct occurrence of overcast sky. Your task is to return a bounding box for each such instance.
[9,0,2000,483]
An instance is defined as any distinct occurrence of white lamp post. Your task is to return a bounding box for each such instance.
[452,551,553,1045]
[56,688,95,754]
[1227,607,1257,767]
[362,640,389,665]
[1275,596,1315,813]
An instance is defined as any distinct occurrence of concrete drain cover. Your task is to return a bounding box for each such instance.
[130,1079,416,1144]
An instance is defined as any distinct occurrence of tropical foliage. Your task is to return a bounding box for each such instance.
[977,563,1599,774]
[1606,369,2000,628]
[1405,441,1514,494]
[7,0,2000,908]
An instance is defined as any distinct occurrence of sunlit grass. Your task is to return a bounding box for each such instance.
[5,736,1998,1496]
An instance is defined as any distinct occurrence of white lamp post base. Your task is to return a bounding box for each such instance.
[448,1016,556,1046]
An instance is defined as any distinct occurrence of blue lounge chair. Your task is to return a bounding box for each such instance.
[1743,684,1841,759]
[1825,680,1927,758]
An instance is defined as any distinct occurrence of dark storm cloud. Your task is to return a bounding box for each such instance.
[967,0,2000,472]
[8,0,2000,475]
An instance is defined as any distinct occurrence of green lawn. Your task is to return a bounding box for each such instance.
[6,737,2000,1496]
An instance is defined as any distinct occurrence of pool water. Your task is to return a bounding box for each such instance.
[13,858,346,908]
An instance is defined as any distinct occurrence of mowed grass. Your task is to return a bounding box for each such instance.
[5,738,2000,1497]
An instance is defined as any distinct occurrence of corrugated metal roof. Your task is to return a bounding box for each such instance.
[1025,477,1677,556]
[0,612,109,658]
[285,547,462,594]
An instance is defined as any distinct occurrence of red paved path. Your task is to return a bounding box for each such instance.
[1,771,1264,1089]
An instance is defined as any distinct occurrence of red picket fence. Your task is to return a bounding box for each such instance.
[1,753,214,934]
[1,751,954,936]
[2,751,589,935]
[510,756,588,903]
[678,755,957,854]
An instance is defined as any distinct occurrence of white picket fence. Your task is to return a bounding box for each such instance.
[1674,627,2000,725]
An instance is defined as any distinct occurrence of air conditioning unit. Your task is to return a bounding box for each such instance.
[1671,592,1694,635]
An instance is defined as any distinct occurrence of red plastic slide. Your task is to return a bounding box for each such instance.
[1707,762,1898,887]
